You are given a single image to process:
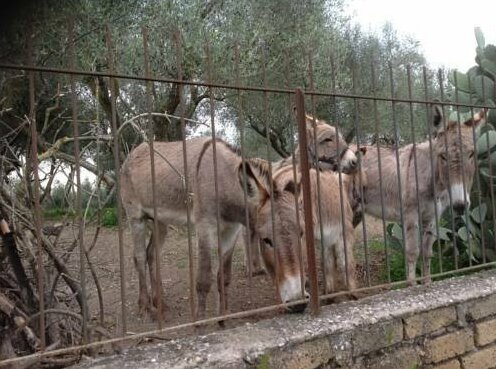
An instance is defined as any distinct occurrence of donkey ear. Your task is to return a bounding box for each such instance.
[463,108,488,127]
[305,114,318,129]
[238,161,270,203]
[432,104,444,131]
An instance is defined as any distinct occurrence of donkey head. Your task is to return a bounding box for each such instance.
[302,114,358,174]
[433,105,488,214]
[238,160,308,313]
[345,146,368,227]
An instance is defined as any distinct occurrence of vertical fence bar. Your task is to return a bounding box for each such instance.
[142,27,164,329]
[307,51,327,293]
[174,31,197,322]
[104,24,127,335]
[68,19,89,343]
[370,61,391,283]
[234,42,255,304]
[388,62,408,281]
[453,73,475,267]
[295,88,319,315]
[204,40,225,316]
[234,43,253,284]
[479,74,496,256]
[351,58,370,286]
[437,70,458,270]
[261,48,280,301]
[422,67,443,273]
[27,30,46,352]
[406,65,424,280]
[283,58,305,299]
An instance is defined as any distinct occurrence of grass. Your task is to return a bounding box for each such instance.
[43,206,119,227]
[362,238,464,284]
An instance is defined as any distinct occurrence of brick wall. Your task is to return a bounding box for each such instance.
[75,270,496,369]
[324,293,496,369]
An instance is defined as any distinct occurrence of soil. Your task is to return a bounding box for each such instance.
[52,216,387,342]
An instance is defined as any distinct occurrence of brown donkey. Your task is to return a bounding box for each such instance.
[245,113,360,274]
[276,113,359,173]
[120,137,308,319]
[356,106,487,285]
[273,148,367,296]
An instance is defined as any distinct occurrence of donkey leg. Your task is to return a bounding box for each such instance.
[404,217,420,286]
[421,222,437,284]
[147,222,168,319]
[333,238,348,292]
[344,232,357,291]
[321,239,335,295]
[130,218,151,316]
[217,224,241,317]
[195,224,214,321]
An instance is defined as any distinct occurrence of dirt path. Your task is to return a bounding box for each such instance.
[55,216,386,340]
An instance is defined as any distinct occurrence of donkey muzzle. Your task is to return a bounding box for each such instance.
[286,291,310,314]
[453,202,467,215]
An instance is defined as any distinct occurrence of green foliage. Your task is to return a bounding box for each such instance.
[448,28,496,263]
[384,222,459,282]
[101,208,118,227]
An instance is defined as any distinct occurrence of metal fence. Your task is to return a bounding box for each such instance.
[0,22,495,367]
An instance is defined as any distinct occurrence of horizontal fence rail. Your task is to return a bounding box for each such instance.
[0,22,495,369]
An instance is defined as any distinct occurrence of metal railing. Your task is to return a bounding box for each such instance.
[0,22,494,368]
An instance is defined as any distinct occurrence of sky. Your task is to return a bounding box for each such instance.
[346,0,496,72]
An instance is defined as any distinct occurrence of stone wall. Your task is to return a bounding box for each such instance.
[76,270,496,369]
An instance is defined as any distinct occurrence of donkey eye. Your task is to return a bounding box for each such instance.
[323,137,333,143]
[262,238,273,248]
[439,153,447,161]
[468,151,475,159]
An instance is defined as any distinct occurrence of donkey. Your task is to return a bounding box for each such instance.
[245,113,360,275]
[276,113,359,173]
[120,137,308,320]
[356,106,487,285]
[273,148,367,296]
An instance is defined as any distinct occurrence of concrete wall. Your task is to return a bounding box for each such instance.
[76,270,496,369]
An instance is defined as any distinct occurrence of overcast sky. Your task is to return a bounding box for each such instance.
[347,0,496,72]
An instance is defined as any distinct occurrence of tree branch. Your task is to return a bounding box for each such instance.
[247,119,289,157]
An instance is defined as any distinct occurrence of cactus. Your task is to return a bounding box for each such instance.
[448,28,496,263]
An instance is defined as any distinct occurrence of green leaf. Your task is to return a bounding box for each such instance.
[449,70,471,92]
[475,122,495,137]
[476,131,496,156]
[470,203,487,224]
[471,75,495,101]
[449,110,473,122]
[484,44,496,62]
[451,90,474,108]
[458,226,469,242]
[475,27,485,49]
[480,166,496,180]
[437,227,452,242]
[481,58,496,77]
[466,65,480,78]
[392,222,403,240]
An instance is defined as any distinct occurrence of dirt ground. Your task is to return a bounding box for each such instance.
[53,216,387,341]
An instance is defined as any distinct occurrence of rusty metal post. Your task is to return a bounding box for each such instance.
[173,30,197,322]
[294,88,319,315]
[68,19,89,343]
[104,24,127,335]
[142,26,164,329]
[27,30,46,351]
